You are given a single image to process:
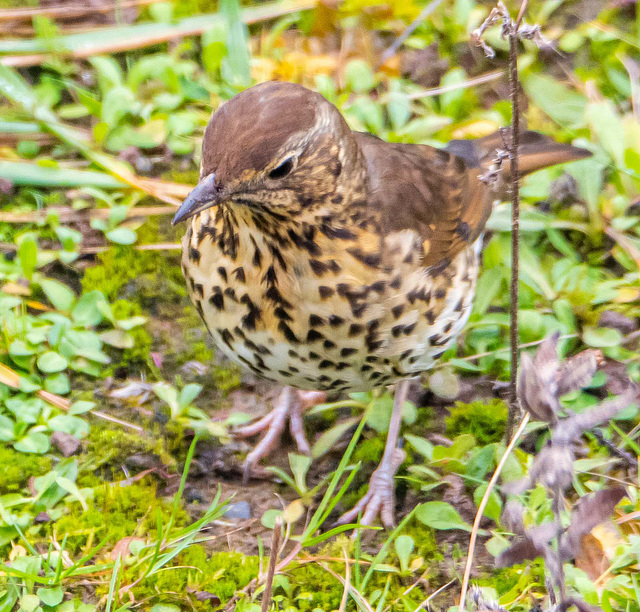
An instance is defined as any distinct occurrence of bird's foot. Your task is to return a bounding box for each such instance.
[335,447,406,529]
[233,386,326,482]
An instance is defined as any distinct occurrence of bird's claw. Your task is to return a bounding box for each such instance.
[335,447,406,529]
[233,387,325,482]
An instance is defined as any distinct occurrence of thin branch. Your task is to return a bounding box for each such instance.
[507,0,527,437]
[380,0,444,64]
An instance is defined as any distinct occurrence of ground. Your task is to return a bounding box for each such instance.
[0,0,639,611]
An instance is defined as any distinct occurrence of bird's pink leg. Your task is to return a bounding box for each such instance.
[234,386,326,481]
[336,380,410,529]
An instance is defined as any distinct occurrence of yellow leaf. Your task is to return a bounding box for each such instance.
[283,498,305,524]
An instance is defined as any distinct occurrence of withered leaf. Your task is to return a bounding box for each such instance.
[561,487,626,560]
[495,522,557,567]
[194,591,222,607]
[556,349,602,397]
[574,533,608,580]
[528,444,574,492]
[557,598,602,612]
[518,352,560,422]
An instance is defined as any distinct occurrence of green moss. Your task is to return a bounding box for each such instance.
[445,399,508,445]
[53,477,186,555]
[80,424,174,483]
[0,446,52,494]
[81,218,184,309]
[129,546,260,609]
[401,519,440,561]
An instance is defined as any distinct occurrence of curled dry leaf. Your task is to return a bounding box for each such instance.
[561,487,626,560]
[557,598,602,612]
[498,487,626,571]
[556,349,602,397]
[518,352,560,422]
[496,521,558,568]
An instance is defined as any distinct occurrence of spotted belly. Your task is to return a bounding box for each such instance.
[181,221,480,392]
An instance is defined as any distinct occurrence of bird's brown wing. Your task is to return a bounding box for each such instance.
[356,132,492,268]
[356,130,591,268]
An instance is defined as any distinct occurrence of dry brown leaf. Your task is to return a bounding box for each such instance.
[556,349,602,397]
[574,533,609,580]
[110,536,146,560]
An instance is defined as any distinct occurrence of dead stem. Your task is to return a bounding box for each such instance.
[458,413,531,611]
[261,518,282,612]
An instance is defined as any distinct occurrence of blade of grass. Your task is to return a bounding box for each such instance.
[0,160,125,188]
[0,204,178,223]
[0,0,315,64]
[301,405,371,539]
[104,555,122,612]
[0,0,160,22]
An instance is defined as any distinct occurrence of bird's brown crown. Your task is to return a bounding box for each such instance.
[199,81,360,217]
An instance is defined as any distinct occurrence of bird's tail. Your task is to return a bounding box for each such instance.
[446,129,591,178]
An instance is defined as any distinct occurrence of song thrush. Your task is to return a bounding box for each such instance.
[173,81,590,527]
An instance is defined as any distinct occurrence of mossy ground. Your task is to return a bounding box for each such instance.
[445,399,509,445]
[0,446,52,494]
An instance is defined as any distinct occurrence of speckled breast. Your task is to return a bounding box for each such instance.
[181,210,481,392]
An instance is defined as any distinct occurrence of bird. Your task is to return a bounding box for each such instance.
[172,81,590,527]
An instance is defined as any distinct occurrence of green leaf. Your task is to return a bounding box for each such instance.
[288,453,312,493]
[220,0,251,87]
[37,351,68,373]
[394,535,414,573]
[115,315,146,330]
[583,327,622,348]
[14,431,50,454]
[69,400,96,415]
[153,382,180,413]
[311,417,359,459]
[5,396,43,424]
[474,483,502,522]
[0,160,124,189]
[586,101,625,168]
[0,415,15,441]
[40,279,76,311]
[89,56,124,94]
[99,329,134,349]
[19,594,40,612]
[48,415,89,438]
[261,508,282,530]
[9,340,36,357]
[37,587,64,607]
[345,59,375,93]
[18,235,38,280]
[416,501,472,531]
[71,291,106,327]
[105,227,137,245]
[56,476,88,511]
[44,373,69,395]
[523,73,587,129]
[179,383,202,409]
[405,434,434,460]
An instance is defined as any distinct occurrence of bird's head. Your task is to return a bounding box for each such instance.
[172,81,359,225]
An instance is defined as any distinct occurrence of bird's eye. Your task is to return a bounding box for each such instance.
[268,158,294,180]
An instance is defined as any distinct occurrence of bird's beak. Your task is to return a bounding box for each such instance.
[172,173,221,225]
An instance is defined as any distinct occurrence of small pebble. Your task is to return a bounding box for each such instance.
[224,501,252,520]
